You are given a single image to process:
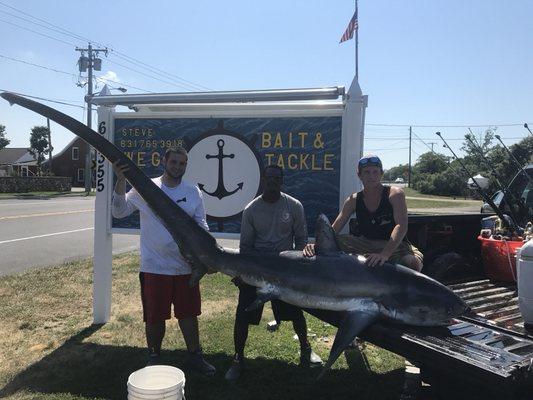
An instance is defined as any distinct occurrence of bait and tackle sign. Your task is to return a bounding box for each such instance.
[111,116,342,233]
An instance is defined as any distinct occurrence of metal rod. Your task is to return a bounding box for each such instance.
[465,132,525,222]
[436,132,514,228]
[355,0,359,81]
[524,123,532,136]
[494,134,533,184]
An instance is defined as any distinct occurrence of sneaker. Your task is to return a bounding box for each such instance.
[300,345,323,368]
[225,356,244,381]
[186,350,216,377]
[146,352,161,366]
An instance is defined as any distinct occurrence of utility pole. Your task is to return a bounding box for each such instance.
[76,43,108,193]
[408,126,412,188]
[428,142,436,152]
[46,118,52,174]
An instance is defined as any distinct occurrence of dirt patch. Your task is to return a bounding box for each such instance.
[202,298,234,318]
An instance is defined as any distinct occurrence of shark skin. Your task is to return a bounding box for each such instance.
[1,92,469,377]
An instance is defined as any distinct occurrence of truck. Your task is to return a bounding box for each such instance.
[350,167,533,399]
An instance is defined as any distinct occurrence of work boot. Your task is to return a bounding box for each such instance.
[185,350,216,377]
[225,354,244,381]
[300,345,323,368]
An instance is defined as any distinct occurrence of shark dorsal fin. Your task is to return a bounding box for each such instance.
[315,214,341,256]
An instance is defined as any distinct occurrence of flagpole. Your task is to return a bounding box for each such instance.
[355,0,359,82]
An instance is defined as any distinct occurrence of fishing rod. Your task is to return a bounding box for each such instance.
[436,132,516,230]
[525,123,532,136]
[465,132,526,222]
[494,134,533,185]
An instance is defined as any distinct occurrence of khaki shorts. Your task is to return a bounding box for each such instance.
[337,234,423,265]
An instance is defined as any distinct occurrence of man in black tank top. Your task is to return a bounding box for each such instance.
[304,155,423,271]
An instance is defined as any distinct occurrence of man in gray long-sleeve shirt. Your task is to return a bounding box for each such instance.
[224,165,322,381]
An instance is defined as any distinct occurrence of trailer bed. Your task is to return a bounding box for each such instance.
[361,278,533,399]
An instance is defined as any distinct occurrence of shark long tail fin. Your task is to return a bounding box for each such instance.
[1,92,221,284]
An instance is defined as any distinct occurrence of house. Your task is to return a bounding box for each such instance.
[0,147,38,177]
[45,137,92,187]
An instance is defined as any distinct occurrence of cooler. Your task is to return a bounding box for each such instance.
[478,236,522,283]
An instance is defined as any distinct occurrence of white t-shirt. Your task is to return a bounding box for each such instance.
[112,176,209,276]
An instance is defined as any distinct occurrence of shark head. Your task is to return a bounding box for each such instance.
[383,269,469,326]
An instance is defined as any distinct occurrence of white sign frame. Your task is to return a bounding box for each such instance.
[92,79,367,323]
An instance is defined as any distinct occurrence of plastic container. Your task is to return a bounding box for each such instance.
[127,366,185,400]
[478,236,522,282]
[517,240,533,325]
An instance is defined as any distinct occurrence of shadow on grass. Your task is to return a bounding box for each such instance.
[0,325,405,400]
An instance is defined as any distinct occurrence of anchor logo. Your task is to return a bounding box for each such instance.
[198,139,244,200]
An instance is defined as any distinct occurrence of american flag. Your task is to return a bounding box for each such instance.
[339,10,358,43]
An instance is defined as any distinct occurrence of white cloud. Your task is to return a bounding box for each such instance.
[96,70,119,85]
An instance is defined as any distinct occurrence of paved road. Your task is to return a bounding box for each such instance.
[0,197,141,276]
[0,197,239,277]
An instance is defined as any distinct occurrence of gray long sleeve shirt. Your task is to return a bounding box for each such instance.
[239,192,308,254]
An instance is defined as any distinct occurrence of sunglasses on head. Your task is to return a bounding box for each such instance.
[358,156,381,166]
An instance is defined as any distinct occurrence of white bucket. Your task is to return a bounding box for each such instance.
[127,366,185,400]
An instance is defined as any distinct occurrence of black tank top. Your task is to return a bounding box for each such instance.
[355,186,395,240]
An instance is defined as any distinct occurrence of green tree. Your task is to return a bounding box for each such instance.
[413,152,450,175]
[462,128,495,161]
[28,125,51,175]
[0,124,9,150]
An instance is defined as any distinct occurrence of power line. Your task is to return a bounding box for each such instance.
[109,51,212,91]
[105,59,199,91]
[365,136,526,141]
[367,122,525,128]
[0,88,84,109]
[0,1,211,91]
[0,53,151,94]
[0,53,77,77]
[0,8,86,44]
[94,76,153,94]
[366,147,410,152]
[0,0,89,42]
[0,18,77,47]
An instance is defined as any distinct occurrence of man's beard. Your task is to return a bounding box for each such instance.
[165,167,184,180]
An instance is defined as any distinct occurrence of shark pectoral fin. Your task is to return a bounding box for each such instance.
[318,310,378,379]
[244,289,278,312]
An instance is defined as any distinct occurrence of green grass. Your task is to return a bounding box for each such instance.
[0,254,406,400]
[402,187,481,208]
[403,187,471,200]
[406,198,479,209]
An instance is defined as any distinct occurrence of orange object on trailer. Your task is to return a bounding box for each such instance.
[478,236,523,283]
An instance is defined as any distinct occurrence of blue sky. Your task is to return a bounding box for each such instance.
[0,0,531,169]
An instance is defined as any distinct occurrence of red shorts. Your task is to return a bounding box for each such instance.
[139,272,201,323]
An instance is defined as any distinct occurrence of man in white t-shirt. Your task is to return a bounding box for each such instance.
[112,147,215,376]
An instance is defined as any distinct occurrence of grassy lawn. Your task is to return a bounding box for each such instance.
[0,253,405,400]
[406,198,479,209]
[402,187,481,209]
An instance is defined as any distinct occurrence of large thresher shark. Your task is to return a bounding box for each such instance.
[1,92,468,378]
